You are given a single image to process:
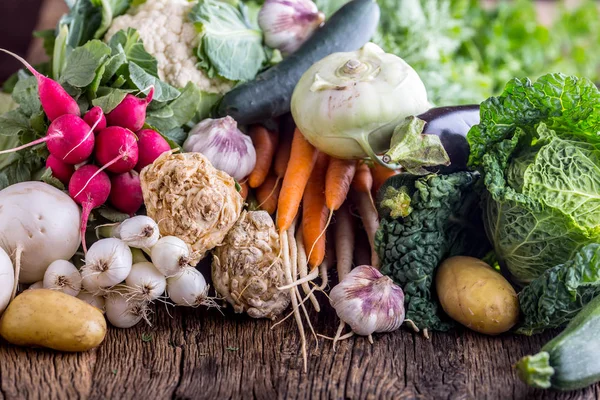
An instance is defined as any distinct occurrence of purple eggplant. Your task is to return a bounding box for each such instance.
[418,105,480,173]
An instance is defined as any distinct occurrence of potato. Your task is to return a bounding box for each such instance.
[436,256,519,335]
[0,289,107,352]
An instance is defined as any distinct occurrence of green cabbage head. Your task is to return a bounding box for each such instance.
[467,73,600,284]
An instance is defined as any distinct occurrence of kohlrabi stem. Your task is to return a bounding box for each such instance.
[340,59,368,76]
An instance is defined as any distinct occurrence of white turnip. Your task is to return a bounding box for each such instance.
[0,247,14,314]
[0,181,81,284]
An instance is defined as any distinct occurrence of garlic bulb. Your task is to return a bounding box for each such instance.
[183,116,256,181]
[329,265,405,336]
[258,0,325,56]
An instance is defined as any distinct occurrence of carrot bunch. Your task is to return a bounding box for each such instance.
[242,118,400,369]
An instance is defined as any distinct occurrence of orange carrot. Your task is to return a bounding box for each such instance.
[325,158,357,212]
[239,180,249,201]
[371,163,399,194]
[276,129,317,231]
[302,153,330,267]
[256,173,281,215]
[352,162,373,194]
[248,125,279,188]
[274,128,293,179]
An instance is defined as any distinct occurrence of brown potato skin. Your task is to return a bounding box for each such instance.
[436,256,519,335]
[0,289,107,351]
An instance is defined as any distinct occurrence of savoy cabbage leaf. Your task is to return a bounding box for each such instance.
[516,243,600,335]
[468,73,600,284]
[375,171,489,332]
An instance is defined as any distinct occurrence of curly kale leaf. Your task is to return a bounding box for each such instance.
[375,171,489,332]
[516,243,600,335]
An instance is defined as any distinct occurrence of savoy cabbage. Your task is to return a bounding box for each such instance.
[467,73,600,284]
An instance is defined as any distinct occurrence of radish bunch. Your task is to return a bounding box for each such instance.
[26,215,216,329]
[0,49,172,253]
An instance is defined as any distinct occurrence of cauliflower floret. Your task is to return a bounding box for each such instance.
[106,0,233,93]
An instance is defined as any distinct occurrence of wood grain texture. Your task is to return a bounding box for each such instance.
[1,298,599,400]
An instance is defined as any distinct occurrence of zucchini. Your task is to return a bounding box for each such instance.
[516,294,600,390]
[216,0,380,125]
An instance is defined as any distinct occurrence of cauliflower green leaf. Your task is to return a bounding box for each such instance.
[189,0,267,82]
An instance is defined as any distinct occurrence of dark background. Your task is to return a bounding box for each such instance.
[0,0,44,82]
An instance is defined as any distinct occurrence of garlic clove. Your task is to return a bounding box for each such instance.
[330,265,405,337]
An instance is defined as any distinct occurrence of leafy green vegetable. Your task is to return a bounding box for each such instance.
[468,73,600,284]
[91,88,129,113]
[61,40,112,87]
[375,171,489,332]
[59,0,131,48]
[128,63,180,103]
[516,244,600,335]
[145,82,200,132]
[40,168,66,190]
[108,28,158,76]
[363,0,600,106]
[189,0,268,81]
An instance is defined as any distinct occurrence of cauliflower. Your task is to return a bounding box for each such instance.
[106,0,233,93]
[140,152,243,263]
[212,211,290,320]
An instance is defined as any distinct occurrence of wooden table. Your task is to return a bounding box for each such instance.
[1,299,599,400]
[2,0,599,399]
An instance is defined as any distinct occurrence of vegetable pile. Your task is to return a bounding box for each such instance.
[0,0,600,393]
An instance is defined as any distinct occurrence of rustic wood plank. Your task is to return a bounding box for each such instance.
[3,297,599,400]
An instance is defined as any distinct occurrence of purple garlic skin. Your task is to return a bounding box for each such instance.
[258,0,325,55]
[329,265,405,336]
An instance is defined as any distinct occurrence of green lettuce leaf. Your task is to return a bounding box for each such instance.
[189,0,267,81]
[516,243,600,335]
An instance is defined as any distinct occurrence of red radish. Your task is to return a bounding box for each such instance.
[106,87,154,132]
[0,48,80,121]
[68,165,111,253]
[109,171,144,216]
[134,129,170,172]
[0,114,96,164]
[46,154,75,184]
[95,127,139,173]
[84,106,106,133]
